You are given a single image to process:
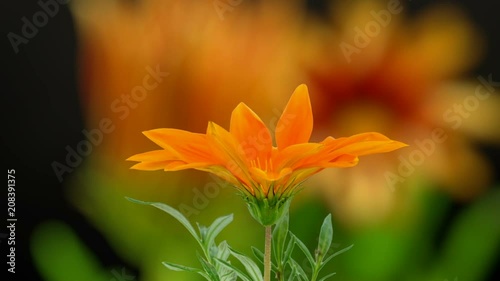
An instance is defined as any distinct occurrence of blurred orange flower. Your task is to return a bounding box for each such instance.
[71,0,304,179]
[298,0,500,225]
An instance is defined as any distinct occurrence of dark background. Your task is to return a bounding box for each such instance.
[1,0,499,280]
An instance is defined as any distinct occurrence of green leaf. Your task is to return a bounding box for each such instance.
[317,214,333,260]
[205,214,234,249]
[215,241,237,281]
[162,262,201,272]
[219,270,237,281]
[31,221,110,281]
[251,246,265,264]
[216,241,232,261]
[320,244,353,271]
[273,212,289,264]
[230,249,264,281]
[289,258,309,281]
[162,262,211,281]
[290,233,314,267]
[287,263,298,281]
[317,272,336,281]
[283,235,295,265]
[126,197,199,241]
[197,223,209,244]
[198,253,221,281]
[429,187,500,281]
[216,259,252,281]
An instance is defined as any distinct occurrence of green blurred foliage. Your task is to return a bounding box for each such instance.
[31,176,499,281]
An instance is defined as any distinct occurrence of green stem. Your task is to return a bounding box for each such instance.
[278,265,285,281]
[311,262,321,281]
[264,225,272,281]
[311,269,319,281]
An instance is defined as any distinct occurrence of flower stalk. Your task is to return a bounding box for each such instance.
[264,225,272,281]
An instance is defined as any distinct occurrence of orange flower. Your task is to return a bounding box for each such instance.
[127,84,407,225]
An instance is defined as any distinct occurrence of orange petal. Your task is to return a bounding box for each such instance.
[130,161,172,171]
[199,166,241,187]
[276,84,313,149]
[230,102,273,162]
[143,129,213,163]
[318,154,359,168]
[274,142,324,170]
[279,167,323,195]
[165,161,215,171]
[127,150,214,171]
[321,133,391,150]
[249,166,292,182]
[127,150,175,171]
[127,150,173,162]
[292,133,406,169]
[206,122,253,187]
[324,132,408,157]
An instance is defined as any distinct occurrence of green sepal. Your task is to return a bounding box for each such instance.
[244,195,293,226]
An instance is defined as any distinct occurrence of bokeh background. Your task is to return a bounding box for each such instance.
[2,0,500,280]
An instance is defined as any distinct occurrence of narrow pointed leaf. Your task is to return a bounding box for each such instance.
[205,214,234,249]
[291,233,314,267]
[272,212,289,264]
[318,272,336,281]
[283,235,295,265]
[251,246,265,264]
[216,241,236,280]
[230,249,264,281]
[317,214,333,260]
[216,259,252,281]
[217,241,232,261]
[319,244,353,272]
[289,258,309,281]
[198,252,221,281]
[287,264,298,281]
[219,270,237,281]
[126,197,199,241]
[162,262,201,272]
[163,262,211,281]
[197,223,209,244]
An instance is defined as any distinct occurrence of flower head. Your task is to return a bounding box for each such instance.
[127,84,407,225]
